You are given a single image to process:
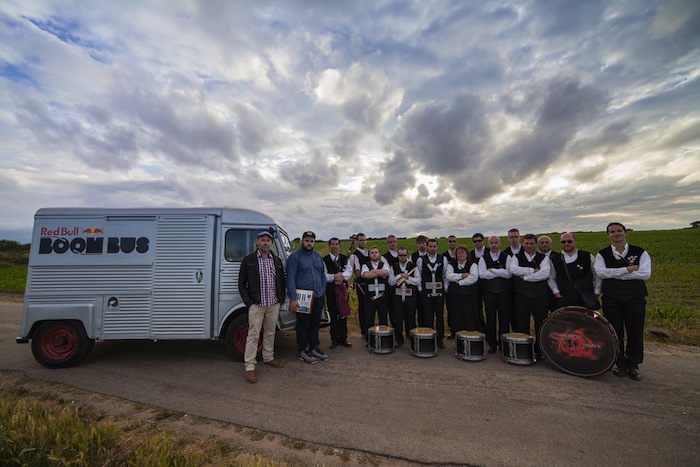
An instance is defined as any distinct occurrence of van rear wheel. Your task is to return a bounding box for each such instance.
[225,314,263,361]
[31,320,93,369]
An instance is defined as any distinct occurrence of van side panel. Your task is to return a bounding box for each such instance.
[151,215,213,338]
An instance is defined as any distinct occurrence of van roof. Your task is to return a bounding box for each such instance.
[35,207,278,225]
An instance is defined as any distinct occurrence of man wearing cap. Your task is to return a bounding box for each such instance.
[287,231,331,364]
[238,230,287,384]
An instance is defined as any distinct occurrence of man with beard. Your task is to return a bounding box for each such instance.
[417,238,450,349]
[478,236,512,353]
[388,246,420,345]
[287,231,330,364]
[349,233,370,339]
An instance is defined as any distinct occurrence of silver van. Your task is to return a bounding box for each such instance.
[16,207,296,368]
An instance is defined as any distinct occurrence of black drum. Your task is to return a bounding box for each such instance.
[539,306,619,377]
[367,325,394,354]
[455,331,486,361]
[409,327,437,358]
[501,333,535,365]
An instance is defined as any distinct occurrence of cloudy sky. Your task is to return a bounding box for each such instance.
[2,0,699,243]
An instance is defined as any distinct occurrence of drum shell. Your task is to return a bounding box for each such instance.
[455,331,486,361]
[539,306,619,377]
[501,332,535,365]
[368,325,394,354]
[409,327,437,358]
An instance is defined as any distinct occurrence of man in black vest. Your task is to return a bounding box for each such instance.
[510,233,551,359]
[323,237,353,349]
[594,222,651,381]
[361,246,390,334]
[537,235,558,315]
[478,236,513,353]
[548,232,601,309]
[383,235,399,340]
[443,235,458,338]
[349,233,369,339]
[388,246,420,346]
[417,238,449,348]
[411,235,429,340]
[503,228,522,331]
[470,233,487,331]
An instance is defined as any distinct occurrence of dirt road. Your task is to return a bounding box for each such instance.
[2,300,699,466]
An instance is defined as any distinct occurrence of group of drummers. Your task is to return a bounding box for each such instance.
[323,224,651,380]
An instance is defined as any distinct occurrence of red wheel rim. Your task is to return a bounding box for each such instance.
[41,325,77,360]
[234,324,264,354]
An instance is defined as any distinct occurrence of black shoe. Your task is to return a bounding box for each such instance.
[437,339,445,349]
[629,368,643,381]
[488,346,497,354]
[446,333,456,340]
[396,340,404,348]
[612,365,627,377]
[339,341,352,347]
[329,341,338,349]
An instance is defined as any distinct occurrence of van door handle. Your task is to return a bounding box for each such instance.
[195,269,203,283]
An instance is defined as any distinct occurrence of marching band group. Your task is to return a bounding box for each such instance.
[239,223,651,384]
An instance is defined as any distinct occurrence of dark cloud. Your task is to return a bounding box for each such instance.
[372,150,416,204]
[286,151,340,191]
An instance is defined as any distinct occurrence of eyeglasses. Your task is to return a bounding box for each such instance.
[472,239,483,243]
[398,254,408,257]
[560,239,574,244]
[448,240,457,243]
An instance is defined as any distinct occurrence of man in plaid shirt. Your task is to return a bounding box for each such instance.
[238,231,287,384]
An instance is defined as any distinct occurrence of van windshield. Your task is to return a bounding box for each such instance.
[224,229,279,261]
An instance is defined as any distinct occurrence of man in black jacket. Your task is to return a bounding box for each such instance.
[238,231,287,384]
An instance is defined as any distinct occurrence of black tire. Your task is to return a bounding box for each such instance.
[31,320,93,369]
[224,313,263,361]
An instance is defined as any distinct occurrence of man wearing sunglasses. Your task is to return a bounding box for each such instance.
[444,235,459,339]
[470,233,487,331]
[548,232,601,309]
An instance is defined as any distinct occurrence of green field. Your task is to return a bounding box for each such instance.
[2,229,699,345]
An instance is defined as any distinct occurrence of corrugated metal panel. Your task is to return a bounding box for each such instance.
[151,215,211,337]
[26,266,153,294]
[102,295,151,336]
[219,267,240,294]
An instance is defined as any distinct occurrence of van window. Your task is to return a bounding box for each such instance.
[224,229,278,262]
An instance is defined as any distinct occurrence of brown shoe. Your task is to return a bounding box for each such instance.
[263,359,284,368]
[245,370,257,383]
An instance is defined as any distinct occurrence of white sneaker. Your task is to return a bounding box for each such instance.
[310,348,329,361]
[299,350,319,364]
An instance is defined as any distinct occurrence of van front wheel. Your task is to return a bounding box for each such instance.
[225,314,263,361]
[31,321,93,369]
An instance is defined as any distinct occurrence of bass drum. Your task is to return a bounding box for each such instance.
[539,306,618,377]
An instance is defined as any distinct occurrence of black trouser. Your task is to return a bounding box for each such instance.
[325,287,348,344]
[421,294,445,338]
[515,294,548,356]
[295,296,324,352]
[446,291,455,334]
[483,288,511,350]
[364,294,388,335]
[392,294,417,341]
[603,295,646,368]
[356,282,367,336]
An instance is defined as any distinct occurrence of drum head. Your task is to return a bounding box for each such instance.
[539,306,618,377]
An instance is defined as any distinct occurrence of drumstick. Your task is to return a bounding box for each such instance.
[396,266,417,286]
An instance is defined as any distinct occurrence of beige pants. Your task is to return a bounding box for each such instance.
[244,303,280,371]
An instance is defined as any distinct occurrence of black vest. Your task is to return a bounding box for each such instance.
[513,251,548,297]
[598,245,649,300]
[383,251,399,268]
[551,250,594,299]
[450,261,477,295]
[411,250,427,266]
[392,261,419,295]
[481,252,510,293]
[421,254,444,295]
[354,249,370,284]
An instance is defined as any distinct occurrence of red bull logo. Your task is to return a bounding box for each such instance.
[81,226,105,235]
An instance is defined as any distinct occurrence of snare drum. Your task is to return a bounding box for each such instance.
[409,327,437,358]
[539,306,619,377]
[455,331,486,361]
[367,325,394,354]
[501,333,535,365]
